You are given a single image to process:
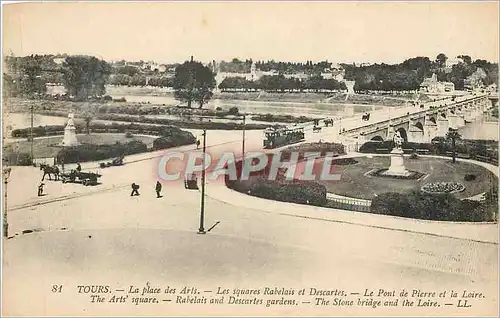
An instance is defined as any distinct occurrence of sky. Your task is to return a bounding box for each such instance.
[2,1,499,64]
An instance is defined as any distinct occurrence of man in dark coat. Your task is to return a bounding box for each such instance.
[76,163,82,172]
[38,183,44,196]
[130,183,140,196]
[155,181,162,198]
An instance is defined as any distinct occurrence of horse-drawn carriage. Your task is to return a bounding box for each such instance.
[184,173,199,190]
[99,155,125,168]
[323,118,334,127]
[60,170,102,186]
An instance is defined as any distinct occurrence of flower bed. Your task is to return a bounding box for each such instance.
[421,181,466,194]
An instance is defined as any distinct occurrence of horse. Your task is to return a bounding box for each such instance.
[40,164,60,181]
[323,119,334,127]
[362,113,371,121]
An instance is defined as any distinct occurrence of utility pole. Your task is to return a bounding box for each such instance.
[198,129,207,234]
[188,55,194,108]
[3,168,11,238]
[30,104,34,163]
[242,113,246,160]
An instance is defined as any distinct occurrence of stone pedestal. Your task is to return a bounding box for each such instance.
[437,118,449,137]
[424,123,438,143]
[408,126,424,143]
[455,112,465,127]
[385,148,409,176]
[447,114,458,129]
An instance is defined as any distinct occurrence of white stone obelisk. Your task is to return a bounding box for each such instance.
[60,113,80,147]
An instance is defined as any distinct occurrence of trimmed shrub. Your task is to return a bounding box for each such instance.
[464,174,477,181]
[285,142,346,157]
[153,126,196,150]
[3,152,33,166]
[228,176,327,207]
[228,106,239,115]
[370,191,493,222]
[56,140,148,164]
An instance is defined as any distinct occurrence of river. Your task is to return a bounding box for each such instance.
[46,85,381,118]
[458,117,499,141]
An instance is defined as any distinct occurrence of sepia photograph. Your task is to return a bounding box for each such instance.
[1,1,499,316]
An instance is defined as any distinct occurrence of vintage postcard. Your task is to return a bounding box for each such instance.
[1,1,499,316]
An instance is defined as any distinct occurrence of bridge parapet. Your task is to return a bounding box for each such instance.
[342,94,488,138]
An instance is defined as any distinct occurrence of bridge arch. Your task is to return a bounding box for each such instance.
[414,122,424,131]
[428,116,437,124]
[370,136,384,142]
[395,127,408,142]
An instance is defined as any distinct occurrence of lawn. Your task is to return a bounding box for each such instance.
[3,133,157,159]
[314,156,497,200]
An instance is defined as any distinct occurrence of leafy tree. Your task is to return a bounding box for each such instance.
[115,65,139,77]
[458,55,472,65]
[173,58,216,108]
[435,53,448,68]
[446,129,461,163]
[62,56,111,100]
[129,74,147,86]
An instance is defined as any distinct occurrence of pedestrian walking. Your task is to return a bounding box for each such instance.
[76,162,82,172]
[155,181,162,198]
[38,183,44,196]
[130,183,140,196]
[196,140,200,149]
[61,159,65,173]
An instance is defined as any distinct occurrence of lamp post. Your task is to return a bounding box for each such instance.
[198,129,207,234]
[3,167,11,238]
[30,104,34,163]
[242,113,246,160]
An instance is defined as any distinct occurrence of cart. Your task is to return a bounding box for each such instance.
[184,173,199,190]
[61,170,102,186]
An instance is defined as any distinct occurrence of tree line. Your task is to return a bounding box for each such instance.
[108,74,174,87]
[4,54,112,100]
[343,54,498,92]
[255,60,333,74]
[218,75,347,92]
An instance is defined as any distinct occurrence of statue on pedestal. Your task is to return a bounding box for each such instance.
[393,131,403,150]
[59,113,80,147]
[384,130,410,176]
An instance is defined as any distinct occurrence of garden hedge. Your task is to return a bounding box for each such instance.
[370,190,495,222]
[56,140,148,164]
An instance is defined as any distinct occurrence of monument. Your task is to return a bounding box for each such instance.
[383,131,411,176]
[59,113,80,147]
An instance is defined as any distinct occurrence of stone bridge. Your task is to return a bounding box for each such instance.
[343,94,491,143]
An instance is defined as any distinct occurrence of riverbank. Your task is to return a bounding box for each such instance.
[48,84,416,106]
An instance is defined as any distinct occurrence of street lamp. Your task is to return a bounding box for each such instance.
[198,129,207,234]
[3,167,11,238]
[242,113,246,160]
[30,104,34,163]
